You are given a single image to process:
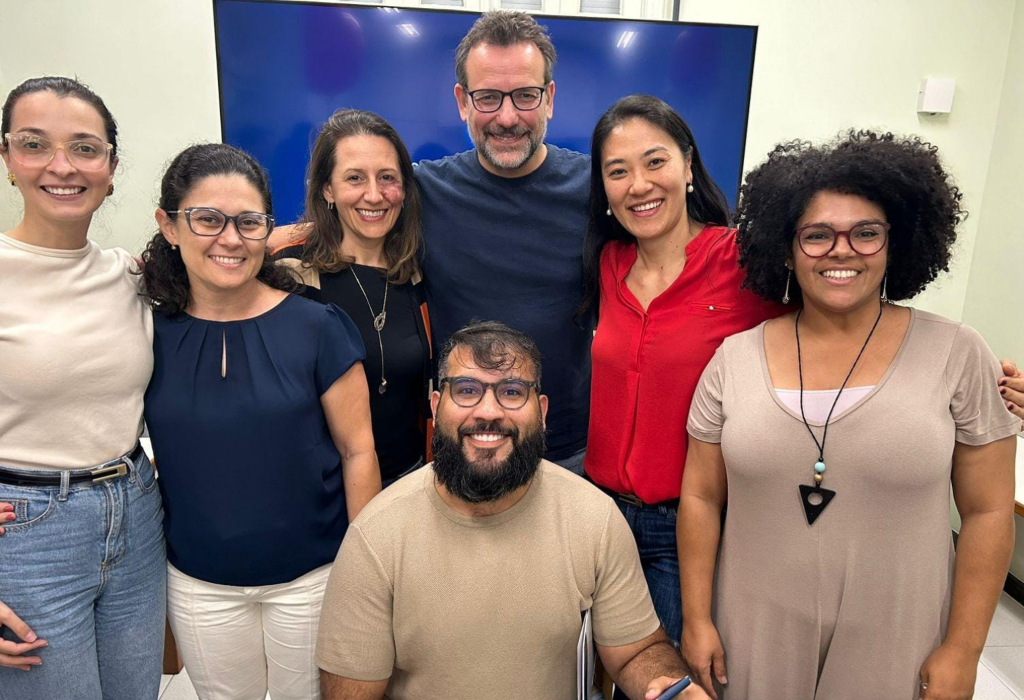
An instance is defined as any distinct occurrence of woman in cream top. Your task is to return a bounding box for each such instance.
[0,77,165,699]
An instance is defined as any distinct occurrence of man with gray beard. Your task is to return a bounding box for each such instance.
[414,11,593,476]
[316,321,706,700]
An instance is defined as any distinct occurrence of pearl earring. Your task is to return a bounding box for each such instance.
[606,207,611,216]
[686,182,694,193]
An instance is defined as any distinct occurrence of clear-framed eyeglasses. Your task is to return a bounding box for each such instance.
[795,222,890,258]
[4,132,113,171]
[464,86,548,113]
[166,207,275,240]
[439,376,539,410]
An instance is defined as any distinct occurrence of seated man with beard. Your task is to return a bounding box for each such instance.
[316,320,707,700]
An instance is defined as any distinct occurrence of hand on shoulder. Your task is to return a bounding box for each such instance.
[999,359,1024,420]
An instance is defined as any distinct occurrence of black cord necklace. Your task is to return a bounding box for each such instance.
[349,266,389,395]
[795,301,884,525]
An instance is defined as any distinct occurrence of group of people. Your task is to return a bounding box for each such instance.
[0,9,1022,700]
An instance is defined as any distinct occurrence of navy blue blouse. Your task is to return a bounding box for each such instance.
[144,294,366,586]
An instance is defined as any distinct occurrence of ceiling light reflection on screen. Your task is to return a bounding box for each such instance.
[398,23,419,37]
[379,7,401,13]
[616,30,637,49]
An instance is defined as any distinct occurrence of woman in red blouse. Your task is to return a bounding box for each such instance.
[579,95,785,646]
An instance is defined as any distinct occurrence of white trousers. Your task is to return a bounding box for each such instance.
[166,562,331,700]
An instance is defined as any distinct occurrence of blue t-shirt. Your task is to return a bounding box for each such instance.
[144,294,366,586]
[415,145,592,460]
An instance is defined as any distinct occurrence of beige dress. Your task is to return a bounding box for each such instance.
[687,309,1021,700]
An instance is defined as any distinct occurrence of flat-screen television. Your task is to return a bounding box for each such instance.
[214,0,757,222]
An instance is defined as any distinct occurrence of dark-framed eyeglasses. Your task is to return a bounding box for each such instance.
[795,222,889,258]
[464,85,547,113]
[439,376,539,410]
[4,132,113,171]
[167,207,275,240]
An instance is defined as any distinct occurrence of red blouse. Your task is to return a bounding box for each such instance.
[585,227,786,504]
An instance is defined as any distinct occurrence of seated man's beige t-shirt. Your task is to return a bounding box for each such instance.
[316,460,661,700]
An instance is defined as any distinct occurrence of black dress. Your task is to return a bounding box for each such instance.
[277,247,431,483]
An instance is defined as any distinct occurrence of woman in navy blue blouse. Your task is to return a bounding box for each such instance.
[139,143,379,700]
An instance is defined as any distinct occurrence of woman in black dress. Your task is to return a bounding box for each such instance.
[275,109,430,487]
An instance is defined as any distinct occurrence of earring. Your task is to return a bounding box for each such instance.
[606,207,611,216]
[686,182,694,193]
[880,272,888,302]
[782,269,792,305]
[327,201,334,211]
[171,244,178,251]
[107,183,114,196]
[7,173,14,186]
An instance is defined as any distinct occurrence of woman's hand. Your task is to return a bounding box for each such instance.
[681,619,727,700]
[0,600,46,670]
[999,359,1024,420]
[919,643,978,700]
[0,502,15,536]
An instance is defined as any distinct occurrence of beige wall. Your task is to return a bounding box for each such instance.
[0,0,222,254]
[677,0,1017,321]
[955,0,1024,580]
[962,0,1024,364]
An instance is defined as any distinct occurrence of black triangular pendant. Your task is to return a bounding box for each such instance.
[799,484,836,526]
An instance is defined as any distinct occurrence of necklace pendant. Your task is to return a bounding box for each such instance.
[799,483,836,526]
[373,312,386,332]
[378,379,387,395]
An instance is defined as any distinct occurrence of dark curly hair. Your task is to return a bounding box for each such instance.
[139,143,299,314]
[735,130,965,304]
[437,319,542,388]
[578,94,730,322]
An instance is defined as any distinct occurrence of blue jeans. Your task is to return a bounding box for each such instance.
[0,450,166,700]
[614,500,682,645]
[555,447,587,476]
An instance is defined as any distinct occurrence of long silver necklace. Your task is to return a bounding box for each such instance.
[794,302,884,525]
[349,266,389,395]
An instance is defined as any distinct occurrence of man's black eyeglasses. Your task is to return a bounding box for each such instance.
[464,86,547,113]
[439,376,539,410]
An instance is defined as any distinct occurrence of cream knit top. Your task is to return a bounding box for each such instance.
[0,232,153,470]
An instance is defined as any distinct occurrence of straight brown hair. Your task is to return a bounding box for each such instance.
[300,109,422,284]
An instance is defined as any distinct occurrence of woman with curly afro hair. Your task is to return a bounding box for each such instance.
[678,131,1021,700]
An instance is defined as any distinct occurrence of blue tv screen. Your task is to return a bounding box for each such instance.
[214,0,757,223]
